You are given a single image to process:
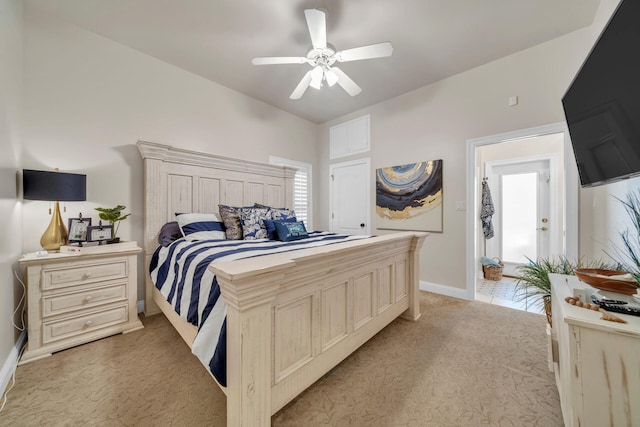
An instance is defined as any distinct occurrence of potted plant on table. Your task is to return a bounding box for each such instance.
[515,189,640,327]
[95,205,131,243]
[514,256,618,326]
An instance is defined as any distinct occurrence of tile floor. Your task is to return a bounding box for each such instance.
[476,275,544,315]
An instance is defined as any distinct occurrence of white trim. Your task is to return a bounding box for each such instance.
[0,331,26,397]
[466,122,579,301]
[419,281,469,300]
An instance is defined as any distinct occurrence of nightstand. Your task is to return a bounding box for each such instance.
[19,242,144,364]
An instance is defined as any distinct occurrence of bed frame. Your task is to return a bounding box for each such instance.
[138,141,427,426]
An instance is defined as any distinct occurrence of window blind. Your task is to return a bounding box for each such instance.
[269,157,313,230]
[293,169,308,226]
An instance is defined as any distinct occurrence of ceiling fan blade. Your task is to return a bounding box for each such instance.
[304,9,327,49]
[290,70,313,99]
[252,57,307,65]
[335,42,393,62]
[332,67,362,96]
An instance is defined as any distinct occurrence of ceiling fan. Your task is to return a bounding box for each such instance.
[251,8,393,100]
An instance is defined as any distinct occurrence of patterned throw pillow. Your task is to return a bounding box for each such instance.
[240,207,270,240]
[175,213,226,241]
[263,217,297,240]
[218,205,243,240]
[270,207,296,221]
[274,221,308,242]
[254,203,296,221]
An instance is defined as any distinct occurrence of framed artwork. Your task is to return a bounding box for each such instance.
[68,216,92,244]
[86,224,113,245]
[375,160,443,232]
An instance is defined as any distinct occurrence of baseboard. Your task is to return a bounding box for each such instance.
[420,280,470,300]
[0,330,26,398]
[137,300,144,314]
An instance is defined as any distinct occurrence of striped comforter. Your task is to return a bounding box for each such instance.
[149,232,368,386]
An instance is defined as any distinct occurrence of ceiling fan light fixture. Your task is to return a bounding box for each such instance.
[252,8,393,99]
[310,65,324,89]
[325,68,339,87]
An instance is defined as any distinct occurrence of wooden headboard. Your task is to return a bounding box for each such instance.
[137,141,296,314]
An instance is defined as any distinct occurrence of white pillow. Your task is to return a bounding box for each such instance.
[175,213,226,241]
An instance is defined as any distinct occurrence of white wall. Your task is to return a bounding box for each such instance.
[0,0,24,385]
[22,6,319,301]
[319,28,595,290]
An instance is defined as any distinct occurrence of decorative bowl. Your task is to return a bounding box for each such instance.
[575,269,639,295]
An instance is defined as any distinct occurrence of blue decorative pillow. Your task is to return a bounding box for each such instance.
[263,217,297,240]
[275,221,308,242]
[240,207,270,240]
[176,213,226,241]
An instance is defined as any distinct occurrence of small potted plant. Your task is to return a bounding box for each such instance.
[95,205,131,243]
[514,256,619,326]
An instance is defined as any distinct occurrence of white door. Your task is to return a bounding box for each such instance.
[486,159,553,276]
[330,158,370,235]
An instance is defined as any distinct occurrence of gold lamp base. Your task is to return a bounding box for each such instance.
[40,201,68,251]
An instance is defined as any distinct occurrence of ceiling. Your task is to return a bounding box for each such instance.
[27,0,600,124]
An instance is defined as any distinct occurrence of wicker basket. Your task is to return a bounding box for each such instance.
[482,258,504,281]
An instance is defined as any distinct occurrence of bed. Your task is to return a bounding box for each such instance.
[138,141,427,425]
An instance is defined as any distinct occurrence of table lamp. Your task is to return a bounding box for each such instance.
[23,169,87,251]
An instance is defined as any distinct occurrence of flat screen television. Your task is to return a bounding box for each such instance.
[562,0,640,187]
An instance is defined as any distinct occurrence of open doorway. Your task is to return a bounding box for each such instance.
[484,154,557,277]
[465,123,579,310]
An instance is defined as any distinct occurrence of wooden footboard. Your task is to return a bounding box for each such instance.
[211,231,427,426]
[138,141,427,426]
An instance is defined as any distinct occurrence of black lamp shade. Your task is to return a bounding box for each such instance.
[23,169,86,201]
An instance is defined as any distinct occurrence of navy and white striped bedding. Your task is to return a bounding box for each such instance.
[149,231,369,386]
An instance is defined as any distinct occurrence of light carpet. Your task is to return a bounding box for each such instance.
[0,292,563,426]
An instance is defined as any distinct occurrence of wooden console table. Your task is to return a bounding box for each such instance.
[549,273,640,426]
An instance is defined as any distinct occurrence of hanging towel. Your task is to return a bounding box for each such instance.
[480,179,495,239]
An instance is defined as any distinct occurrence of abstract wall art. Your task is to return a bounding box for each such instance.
[375,160,443,232]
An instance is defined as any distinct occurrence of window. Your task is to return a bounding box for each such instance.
[501,172,538,264]
[269,157,312,230]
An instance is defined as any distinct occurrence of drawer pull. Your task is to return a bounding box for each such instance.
[84,320,94,328]
[83,296,93,304]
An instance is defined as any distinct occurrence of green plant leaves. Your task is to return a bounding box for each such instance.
[513,256,619,311]
[94,205,130,238]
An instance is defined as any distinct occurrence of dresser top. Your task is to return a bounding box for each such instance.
[550,273,640,336]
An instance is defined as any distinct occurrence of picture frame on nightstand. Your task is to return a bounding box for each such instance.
[86,224,113,245]
[68,215,92,244]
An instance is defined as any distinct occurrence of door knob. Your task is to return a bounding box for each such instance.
[360,223,365,228]
[536,226,548,231]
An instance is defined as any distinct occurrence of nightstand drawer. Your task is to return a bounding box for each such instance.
[42,306,128,344]
[42,259,128,290]
[42,283,127,317]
